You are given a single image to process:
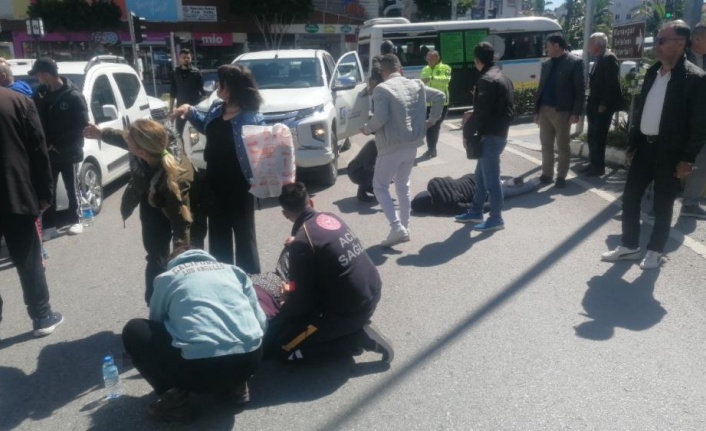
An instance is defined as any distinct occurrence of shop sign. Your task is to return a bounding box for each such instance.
[193,32,233,47]
[341,25,352,34]
[91,32,120,44]
[304,23,319,33]
[182,5,217,22]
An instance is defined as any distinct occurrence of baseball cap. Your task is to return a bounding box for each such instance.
[28,57,58,76]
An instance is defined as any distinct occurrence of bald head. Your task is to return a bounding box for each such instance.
[0,63,14,87]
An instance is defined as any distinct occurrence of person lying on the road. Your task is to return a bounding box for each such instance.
[263,182,394,363]
[411,174,541,216]
[83,120,205,304]
[122,247,267,423]
[347,139,377,202]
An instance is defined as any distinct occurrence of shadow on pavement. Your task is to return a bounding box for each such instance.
[575,263,665,340]
[331,196,380,216]
[365,246,402,266]
[246,356,389,410]
[0,331,125,431]
[396,224,481,267]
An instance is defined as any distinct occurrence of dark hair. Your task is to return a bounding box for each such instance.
[664,20,692,49]
[179,48,191,56]
[379,54,401,74]
[694,23,706,38]
[279,182,309,214]
[474,42,495,66]
[381,40,395,55]
[217,64,263,111]
[546,33,568,50]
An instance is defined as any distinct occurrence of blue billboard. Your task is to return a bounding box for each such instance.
[126,0,181,22]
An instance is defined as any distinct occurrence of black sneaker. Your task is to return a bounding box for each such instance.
[424,150,437,158]
[580,165,594,173]
[681,204,706,220]
[360,324,394,363]
[539,174,553,184]
[33,311,64,337]
[585,168,605,177]
[148,388,192,423]
[554,178,567,188]
[357,189,375,202]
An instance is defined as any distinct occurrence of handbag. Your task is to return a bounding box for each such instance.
[466,135,483,160]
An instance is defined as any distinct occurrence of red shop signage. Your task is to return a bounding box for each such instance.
[193,32,233,46]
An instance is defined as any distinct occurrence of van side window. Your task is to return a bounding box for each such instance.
[113,72,142,109]
[90,75,118,124]
[358,43,370,73]
[494,33,547,60]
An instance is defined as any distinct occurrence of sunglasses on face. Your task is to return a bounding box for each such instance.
[655,37,684,45]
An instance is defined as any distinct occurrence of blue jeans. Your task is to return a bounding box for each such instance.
[471,135,507,219]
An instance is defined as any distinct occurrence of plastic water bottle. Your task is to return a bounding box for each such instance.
[102,355,122,400]
[80,195,94,226]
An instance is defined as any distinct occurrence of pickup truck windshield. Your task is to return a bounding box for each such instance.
[237,58,323,89]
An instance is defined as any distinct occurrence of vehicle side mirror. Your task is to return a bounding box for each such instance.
[203,81,216,94]
[333,75,356,91]
[101,104,119,121]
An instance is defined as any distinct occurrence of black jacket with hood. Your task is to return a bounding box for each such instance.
[33,78,88,165]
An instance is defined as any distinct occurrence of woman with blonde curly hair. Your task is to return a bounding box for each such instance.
[83,119,205,304]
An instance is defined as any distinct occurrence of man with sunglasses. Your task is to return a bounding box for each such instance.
[681,23,706,219]
[602,20,706,270]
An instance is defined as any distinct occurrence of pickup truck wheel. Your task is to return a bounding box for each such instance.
[79,161,103,215]
[321,128,339,187]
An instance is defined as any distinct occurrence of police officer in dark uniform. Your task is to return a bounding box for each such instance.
[264,182,393,363]
[170,49,204,135]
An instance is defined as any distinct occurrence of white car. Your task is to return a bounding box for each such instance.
[11,56,159,214]
[185,49,369,186]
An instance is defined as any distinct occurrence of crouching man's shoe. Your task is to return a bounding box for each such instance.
[360,324,394,363]
[148,388,192,423]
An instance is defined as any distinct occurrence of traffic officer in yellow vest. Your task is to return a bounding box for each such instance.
[420,49,451,158]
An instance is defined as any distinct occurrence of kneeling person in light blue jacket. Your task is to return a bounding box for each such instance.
[122,248,267,423]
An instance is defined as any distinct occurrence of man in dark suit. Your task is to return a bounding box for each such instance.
[602,21,706,270]
[0,86,64,337]
[534,33,585,188]
[585,32,621,177]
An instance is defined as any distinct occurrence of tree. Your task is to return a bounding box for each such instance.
[27,0,122,32]
[522,0,554,16]
[413,0,476,21]
[561,0,614,49]
[231,0,314,50]
[631,0,686,36]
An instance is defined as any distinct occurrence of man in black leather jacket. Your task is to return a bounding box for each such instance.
[602,20,706,270]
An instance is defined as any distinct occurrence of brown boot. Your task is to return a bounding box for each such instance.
[148,388,192,423]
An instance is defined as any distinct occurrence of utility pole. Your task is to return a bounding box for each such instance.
[684,0,704,29]
[576,0,596,136]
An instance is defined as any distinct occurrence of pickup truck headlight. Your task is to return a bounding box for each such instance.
[311,123,326,142]
[295,104,325,121]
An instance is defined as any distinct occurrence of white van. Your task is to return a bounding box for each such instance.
[11,56,162,214]
[358,16,562,108]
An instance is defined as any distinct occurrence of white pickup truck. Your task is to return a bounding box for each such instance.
[185,49,369,186]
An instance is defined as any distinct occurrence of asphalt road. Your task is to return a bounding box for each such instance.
[2,118,706,431]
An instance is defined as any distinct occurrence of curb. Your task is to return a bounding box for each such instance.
[569,140,627,169]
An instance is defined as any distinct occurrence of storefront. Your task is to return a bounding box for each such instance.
[12,31,127,61]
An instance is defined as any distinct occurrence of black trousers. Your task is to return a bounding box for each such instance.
[622,137,681,253]
[425,105,448,152]
[0,214,52,322]
[140,201,172,304]
[264,311,372,362]
[587,110,612,170]
[122,318,263,395]
[209,188,260,274]
[43,162,80,229]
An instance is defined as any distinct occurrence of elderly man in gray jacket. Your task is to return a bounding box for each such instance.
[362,54,446,247]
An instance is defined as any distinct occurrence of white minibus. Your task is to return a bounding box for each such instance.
[358,17,562,108]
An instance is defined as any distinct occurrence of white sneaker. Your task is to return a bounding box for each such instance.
[42,227,58,242]
[640,250,664,270]
[380,227,410,247]
[68,223,84,235]
[601,245,641,262]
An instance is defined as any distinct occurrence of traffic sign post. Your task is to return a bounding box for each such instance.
[612,21,646,61]
[612,21,647,135]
